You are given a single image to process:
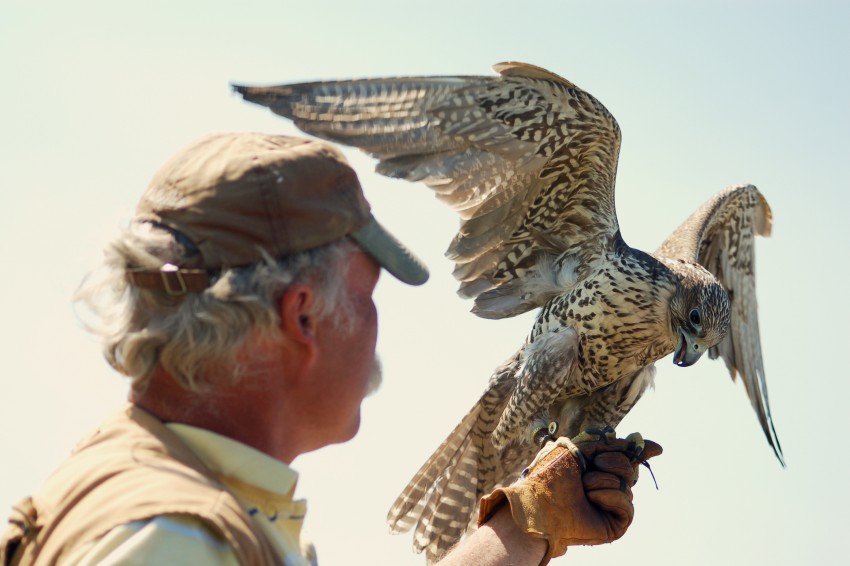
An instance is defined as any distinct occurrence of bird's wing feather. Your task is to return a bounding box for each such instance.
[234,62,622,317]
[655,184,782,464]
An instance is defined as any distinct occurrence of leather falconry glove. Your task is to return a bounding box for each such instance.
[478,435,662,565]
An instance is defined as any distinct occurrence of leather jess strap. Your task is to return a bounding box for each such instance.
[126,264,210,295]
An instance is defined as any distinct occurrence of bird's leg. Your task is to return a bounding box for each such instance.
[531,421,559,447]
[570,425,617,444]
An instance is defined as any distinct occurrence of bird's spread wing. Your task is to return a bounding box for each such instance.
[655,184,783,464]
[234,62,622,318]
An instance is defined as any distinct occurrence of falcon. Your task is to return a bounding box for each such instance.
[234,62,783,562]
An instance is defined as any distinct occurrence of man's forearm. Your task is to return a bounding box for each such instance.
[435,505,546,566]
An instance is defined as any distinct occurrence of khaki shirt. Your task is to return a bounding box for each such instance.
[1,406,314,566]
[63,423,314,566]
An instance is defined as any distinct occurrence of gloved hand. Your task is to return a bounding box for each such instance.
[478,435,662,565]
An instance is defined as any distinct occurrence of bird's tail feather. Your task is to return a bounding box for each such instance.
[387,401,485,562]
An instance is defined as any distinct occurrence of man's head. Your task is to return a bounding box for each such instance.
[77,133,427,400]
[133,132,428,288]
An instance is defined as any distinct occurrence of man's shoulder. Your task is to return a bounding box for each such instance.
[5,405,277,565]
[40,404,226,507]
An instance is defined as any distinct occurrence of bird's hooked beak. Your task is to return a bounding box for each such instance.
[673,331,706,367]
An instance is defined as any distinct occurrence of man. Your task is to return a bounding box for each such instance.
[1,132,659,565]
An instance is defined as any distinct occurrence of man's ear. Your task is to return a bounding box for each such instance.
[279,284,318,348]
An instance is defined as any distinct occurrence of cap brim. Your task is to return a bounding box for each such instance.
[351,218,429,286]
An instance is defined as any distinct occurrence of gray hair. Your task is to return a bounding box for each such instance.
[75,222,357,393]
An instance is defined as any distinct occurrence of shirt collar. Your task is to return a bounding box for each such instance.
[165,423,298,497]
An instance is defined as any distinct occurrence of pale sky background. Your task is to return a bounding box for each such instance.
[2,1,849,565]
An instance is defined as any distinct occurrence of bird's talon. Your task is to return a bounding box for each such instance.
[624,432,645,458]
[573,426,617,443]
[570,429,600,444]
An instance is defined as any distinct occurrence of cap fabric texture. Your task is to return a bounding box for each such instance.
[130,132,428,290]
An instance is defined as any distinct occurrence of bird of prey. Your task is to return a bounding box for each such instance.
[234,62,783,562]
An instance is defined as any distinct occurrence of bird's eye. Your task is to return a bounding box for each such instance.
[689,308,701,326]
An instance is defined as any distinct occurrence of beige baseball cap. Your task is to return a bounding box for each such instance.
[128,132,429,293]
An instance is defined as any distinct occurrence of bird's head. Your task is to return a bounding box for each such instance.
[668,262,731,367]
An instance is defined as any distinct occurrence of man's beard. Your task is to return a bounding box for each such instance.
[365,354,383,397]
